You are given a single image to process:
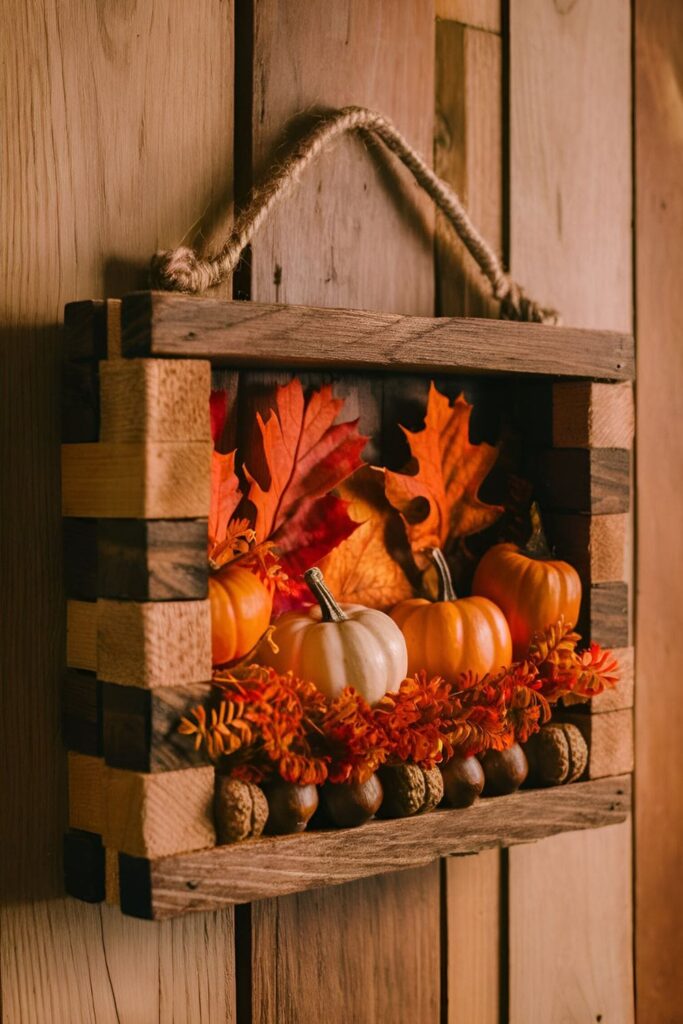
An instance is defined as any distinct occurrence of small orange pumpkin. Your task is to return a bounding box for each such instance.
[390,549,512,682]
[209,564,273,666]
[471,502,582,659]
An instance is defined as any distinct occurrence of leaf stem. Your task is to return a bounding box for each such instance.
[304,567,348,622]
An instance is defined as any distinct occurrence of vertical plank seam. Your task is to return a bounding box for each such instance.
[499,848,510,1024]
[440,857,449,1024]
[235,903,253,1024]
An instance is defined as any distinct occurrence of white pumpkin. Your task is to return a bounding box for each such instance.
[259,567,407,705]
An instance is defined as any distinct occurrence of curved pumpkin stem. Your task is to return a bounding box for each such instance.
[304,567,348,623]
[428,548,457,603]
[524,502,552,560]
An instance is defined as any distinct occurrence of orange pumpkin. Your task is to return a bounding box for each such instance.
[471,503,581,659]
[209,564,273,666]
[390,549,512,682]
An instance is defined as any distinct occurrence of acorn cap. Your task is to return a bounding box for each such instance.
[214,777,269,844]
[525,723,588,786]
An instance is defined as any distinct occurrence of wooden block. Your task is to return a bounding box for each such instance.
[67,752,105,834]
[97,598,211,688]
[99,359,211,443]
[563,709,634,779]
[117,775,631,919]
[105,848,120,905]
[98,519,208,601]
[102,681,211,772]
[583,581,630,648]
[545,512,628,583]
[537,448,630,514]
[553,382,634,449]
[63,829,105,903]
[61,440,211,519]
[66,599,97,671]
[63,518,97,600]
[63,299,107,361]
[103,765,215,858]
[62,360,100,442]
[120,292,634,382]
[63,669,101,755]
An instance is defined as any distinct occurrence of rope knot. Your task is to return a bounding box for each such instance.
[150,246,216,294]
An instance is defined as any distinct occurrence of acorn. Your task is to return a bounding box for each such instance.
[214,777,269,844]
[480,743,528,795]
[322,774,383,828]
[524,722,588,786]
[440,755,485,808]
[377,764,444,818]
[264,780,319,834]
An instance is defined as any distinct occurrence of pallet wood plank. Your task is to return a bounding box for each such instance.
[553,381,634,449]
[97,598,211,689]
[61,440,211,519]
[66,600,97,672]
[99,359,211,443]
[584,581,629,649]
[120,292,634,381]
[445,850,500,1024]
[537,448,630,514]
[117,775,631,919]
[103,765,215,859]
[102,681,211,772]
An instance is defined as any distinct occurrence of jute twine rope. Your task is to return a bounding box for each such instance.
[151,105,558,324]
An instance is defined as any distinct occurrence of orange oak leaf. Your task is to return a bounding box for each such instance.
[244,378,367,546]
[384,383,502,553]
[209,449,243,553]
[318,466,415,611]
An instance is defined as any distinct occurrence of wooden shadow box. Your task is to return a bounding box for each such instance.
[61,292,634,919]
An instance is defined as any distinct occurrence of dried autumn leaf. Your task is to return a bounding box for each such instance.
[384,383,503,553]
[241,378,367,590]
[318,466,414,611]
[209,449,243,554]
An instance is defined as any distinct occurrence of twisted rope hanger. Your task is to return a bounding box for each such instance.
[150,105,559,325]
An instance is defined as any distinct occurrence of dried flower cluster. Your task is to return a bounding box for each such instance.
[179,619,618,787]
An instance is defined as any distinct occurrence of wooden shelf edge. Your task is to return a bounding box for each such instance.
[117,773,631,919]
[120,292,635,381]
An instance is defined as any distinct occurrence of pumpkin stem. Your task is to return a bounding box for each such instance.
[304,567,348,623]
[524,502,553,560]
[429,548,457,602]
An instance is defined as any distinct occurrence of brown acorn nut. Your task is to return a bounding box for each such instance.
[377,764,444,818]
[480,743,529,796]
[440,755,485,808]
[524,722,588,786]
[265,780,319,835]
[322,774,383,828]
[214,777,269,844]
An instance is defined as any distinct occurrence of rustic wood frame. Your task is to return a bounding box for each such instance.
[62,292,635,919]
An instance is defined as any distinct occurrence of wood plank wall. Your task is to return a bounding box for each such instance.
[1,0,666,1020]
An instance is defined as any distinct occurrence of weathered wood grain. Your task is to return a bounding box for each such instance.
[98,518,208,601]
[104,764,215,859]
[445,850,500,1024]
[61,440,211,519]
[99,358,211,443]
[545,512,628,584]
[509,820,634,1024]
[636,5,683,1018]
[553,381,634,449]
[63,669,101,756]
[97,598,211,688]
[250,865,441,1024]
[63,829,105,904]
[117,775,631,919]
[102,681,211,772]
[537,448,630,514]
[120,291,634,381]
[579,581,630,649]
[2,1,237,1018]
